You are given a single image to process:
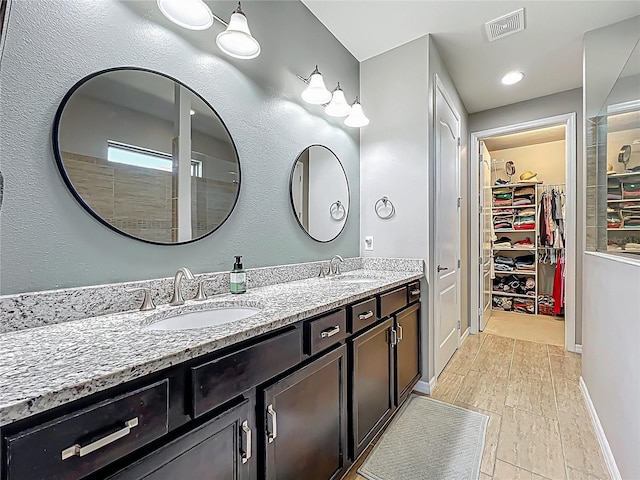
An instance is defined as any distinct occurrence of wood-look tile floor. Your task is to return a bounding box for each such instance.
[484,311,565,346]
[342,333,609,480]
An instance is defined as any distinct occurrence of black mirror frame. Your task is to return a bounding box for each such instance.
[288,144,350,243]
[52,66,241,246]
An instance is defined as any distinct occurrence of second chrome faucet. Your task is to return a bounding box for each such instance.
[169,267,195,306]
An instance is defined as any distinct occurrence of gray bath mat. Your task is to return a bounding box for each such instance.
[359,395,488,480]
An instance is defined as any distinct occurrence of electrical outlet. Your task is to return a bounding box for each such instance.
[364,236,374,251]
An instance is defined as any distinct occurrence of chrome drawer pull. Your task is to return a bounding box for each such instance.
[61,417,139,460]
[320,326,340,338]
[241,420,252,463]
[397,325,403,341]
[267,404,277,443]
[358,311,374,320]
[410,289,420,296]
[389,328,398,346]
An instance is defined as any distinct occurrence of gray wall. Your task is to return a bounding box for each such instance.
[360,36,431,378]
[0,0,360,294]
[582,253,640,479]
[360,35,469,381]
[469,88,584,344]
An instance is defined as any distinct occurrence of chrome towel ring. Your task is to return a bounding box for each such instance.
[330,200,346,221]
[375,196,395,219]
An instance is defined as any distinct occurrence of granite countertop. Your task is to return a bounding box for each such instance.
[0,269,422,427]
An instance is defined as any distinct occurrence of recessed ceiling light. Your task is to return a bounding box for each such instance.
[190,109,196,116]
[501,71,524,85]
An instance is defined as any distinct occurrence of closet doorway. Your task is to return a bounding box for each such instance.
[470,114,577,351]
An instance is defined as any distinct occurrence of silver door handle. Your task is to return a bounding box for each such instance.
[267,404,277,443]
[241,420,252,464]
[410,289,420,296]
[397,325,403,341]
[358,311,374,320]
[61,417,139,460]
[321,325,340,338]
[437,265,449,272]
[389,328,398,346]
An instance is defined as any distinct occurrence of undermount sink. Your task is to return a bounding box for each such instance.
[145,307,261,331]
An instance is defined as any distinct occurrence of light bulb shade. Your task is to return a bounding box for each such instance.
[344,102,370,127]
[216,11,261,59]
[324,86,351,117]
[301,72,332,105]
[157,0,213,30]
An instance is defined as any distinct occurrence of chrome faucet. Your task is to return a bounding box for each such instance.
[169,267,195,306]
[329,255,344,276]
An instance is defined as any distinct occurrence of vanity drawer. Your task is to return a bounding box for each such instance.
[192,327,302,418]
[348,297,379,334]
[379,287,408,318]
[304,309,348,356]
[408,281,421,303]
[6,379,169,480]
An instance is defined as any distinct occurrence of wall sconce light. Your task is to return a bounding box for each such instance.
[216,3,261,60]
[344,97,370,127]
[297,66,332,105]
[157,0,261,60]
[296,66,370,128]
[324,83,351,117]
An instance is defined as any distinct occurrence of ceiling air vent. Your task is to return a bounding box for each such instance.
[485,8,525,42]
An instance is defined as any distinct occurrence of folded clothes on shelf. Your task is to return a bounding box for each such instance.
[494,255,515,266]
[512,237,534,247]
[494,215,514,230]
[494,236,512,248]
[514,254,535,270]
[513,299,535,314]
[626,242,640,251]
[494,263,514,272]
[608,211,622,229]
[492,296,513,311]
[622,210,640,227]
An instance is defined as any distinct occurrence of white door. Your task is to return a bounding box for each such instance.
[480,141,493,330]
[435,83,461,375]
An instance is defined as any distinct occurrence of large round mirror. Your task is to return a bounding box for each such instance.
[53,67,240,245]
[289,145,350,242]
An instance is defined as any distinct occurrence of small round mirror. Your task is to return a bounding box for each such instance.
[53,67,240,245]
[289,145,350,242]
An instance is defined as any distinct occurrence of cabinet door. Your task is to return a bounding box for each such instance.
[350,318,395,458]
[110,399,253,480]
[263,345,347,480]
[395,304,421,405]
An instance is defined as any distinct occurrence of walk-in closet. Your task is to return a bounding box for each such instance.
[480,125,569,345]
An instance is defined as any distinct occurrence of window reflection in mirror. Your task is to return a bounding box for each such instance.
[290,145,349,242]
[54,68,240,245]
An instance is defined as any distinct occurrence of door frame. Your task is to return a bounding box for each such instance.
[431,74,462,377]
[469,113,578,352]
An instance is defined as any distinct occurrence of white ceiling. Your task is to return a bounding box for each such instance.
[301,1,640,113]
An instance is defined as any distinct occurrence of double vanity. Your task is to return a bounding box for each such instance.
[0,259,423,480]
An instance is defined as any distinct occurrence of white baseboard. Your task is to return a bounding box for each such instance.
[459,327,470,346]
[414,377,437,395]
[575,344,582,353]
[579,376,621,480]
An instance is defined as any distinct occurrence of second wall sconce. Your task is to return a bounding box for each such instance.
[297,66,370,128]
[157,0,261,60]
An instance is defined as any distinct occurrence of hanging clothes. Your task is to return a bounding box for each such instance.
[552,251,565,315]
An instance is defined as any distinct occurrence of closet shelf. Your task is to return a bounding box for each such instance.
[608,227,640,231]
[491,204,536,209]
[491,291,536,299]
[607,172,640,179]
[494,229,536,233]
[607,199,640,203]
[494,270,536,275]
[492,247,536,251]
[489,183,541,189]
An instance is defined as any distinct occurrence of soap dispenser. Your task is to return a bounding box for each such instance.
[230,256,247,294]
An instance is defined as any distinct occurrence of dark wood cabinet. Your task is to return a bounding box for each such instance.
[349,318,395,458]
[109,399,253,480]
[1,281,421,480]
[263,345,347,480]
[395,304,421,405]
